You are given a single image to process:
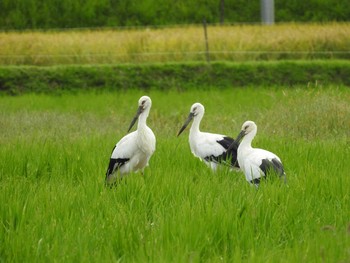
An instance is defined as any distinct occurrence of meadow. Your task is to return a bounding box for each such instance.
[1,86,349,262]
[1,22,350,65]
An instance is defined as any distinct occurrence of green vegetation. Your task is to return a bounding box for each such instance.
[1,87,349,262]
[1,1,349,260]
[0,0,349,29]
[1,61,350,95]
[1,23,349,65]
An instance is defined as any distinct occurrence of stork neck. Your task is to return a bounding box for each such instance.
[190,115,202,134]
[240,130,256,150]
[137,108,150,130]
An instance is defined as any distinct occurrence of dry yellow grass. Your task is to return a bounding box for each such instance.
[0,23,349,65]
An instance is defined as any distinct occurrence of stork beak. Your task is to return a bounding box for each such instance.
[235,130,246,143]
[128,105,143,132]
[226,130,245,152]
[177,112,194,136]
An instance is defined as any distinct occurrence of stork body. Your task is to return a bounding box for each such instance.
[235,120,286,186]
[177,103,239,170]
[105,96,156,185]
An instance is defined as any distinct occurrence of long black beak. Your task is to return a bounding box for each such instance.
[227,130,245,152]
[235,130,246,143]
[177,112,194,136]
[127,105,143,132]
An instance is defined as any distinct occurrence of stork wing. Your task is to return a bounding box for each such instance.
[248,148,284,176]
[111,131,138,159]
[217,136,239,167]
[105,131,138,180]
[260,158,285,177]
[197,133,239,167]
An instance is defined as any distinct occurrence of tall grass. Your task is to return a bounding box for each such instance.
[1,87,349,262]
[0,23,349,65]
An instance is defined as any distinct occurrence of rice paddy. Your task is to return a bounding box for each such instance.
[0,22,349,65]
[1,87,349,262]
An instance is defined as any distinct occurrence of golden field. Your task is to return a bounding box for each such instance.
[0,23,349,65]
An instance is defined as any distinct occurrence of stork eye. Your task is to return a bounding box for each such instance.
[244,125,249,130]
[141,100,146,105]
[193,107,197,112]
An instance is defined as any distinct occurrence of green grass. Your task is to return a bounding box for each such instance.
[1,87,349,262]
[1,61,350,95]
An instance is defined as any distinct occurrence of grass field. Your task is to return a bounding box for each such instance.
[1,86,350,262]
[1,23,350,65]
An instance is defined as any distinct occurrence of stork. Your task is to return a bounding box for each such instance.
[177,102,239,170]
[233,120,286,187]
[105,96,156,185]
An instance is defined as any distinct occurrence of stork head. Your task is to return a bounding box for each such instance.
[235,120,257,142]
[138,95,152,110]
[128,96,152,132]
[177,103,205,136]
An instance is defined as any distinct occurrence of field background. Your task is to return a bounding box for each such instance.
[1,87,350,262]
[1,61,350,95]
[1,8,350,261]
[1,23,350,65]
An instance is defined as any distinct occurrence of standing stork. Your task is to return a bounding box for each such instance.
[233,120,286,187]
[105,96,156,185]
[177,102,239,170]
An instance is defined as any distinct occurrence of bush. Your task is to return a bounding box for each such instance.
[1,61,349,95]
[0,0,349,30]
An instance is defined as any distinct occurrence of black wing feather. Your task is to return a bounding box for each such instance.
[106,155,130,186]
[259,158,285,177]
[204,136,240,168]
[105,157,129,181]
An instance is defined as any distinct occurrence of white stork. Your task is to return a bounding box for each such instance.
[105,96,156,185]
[234,120,286,187]
[177,102,239,170]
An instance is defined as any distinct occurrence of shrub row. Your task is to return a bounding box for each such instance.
[0,0,349,30]
[1,61,349,95]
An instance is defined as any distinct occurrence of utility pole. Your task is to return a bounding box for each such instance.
[261,0,274,25]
